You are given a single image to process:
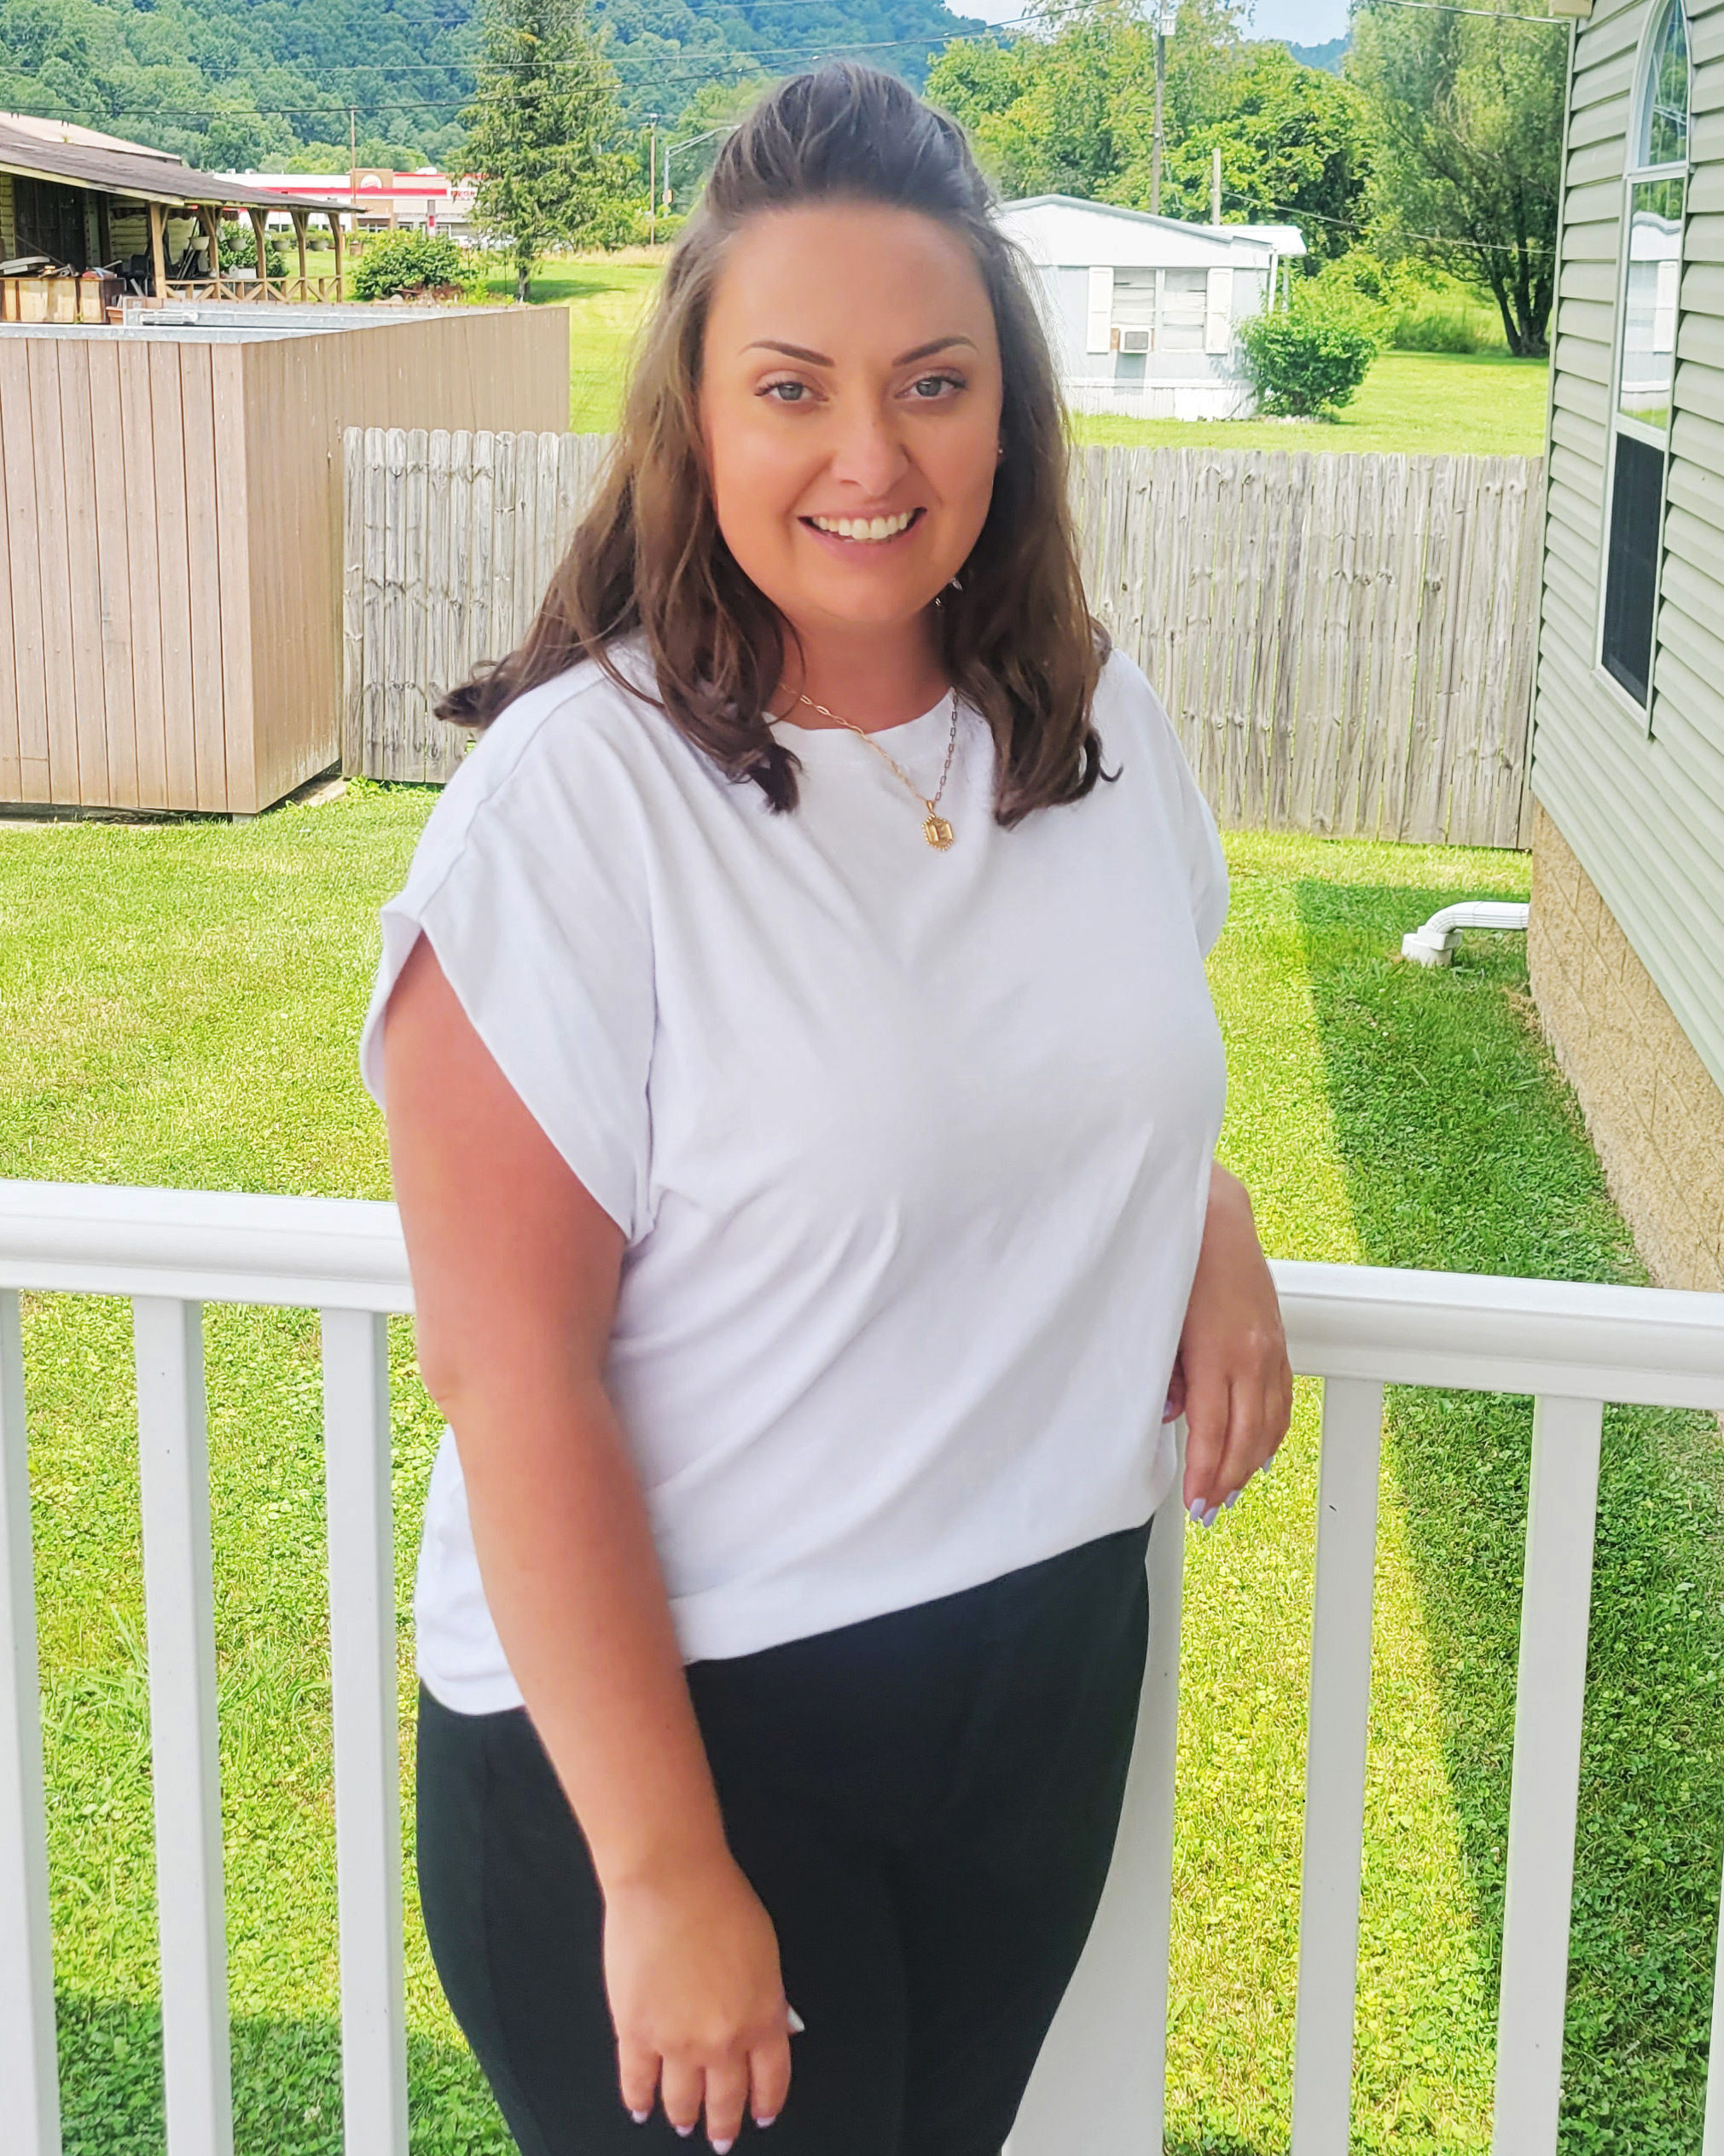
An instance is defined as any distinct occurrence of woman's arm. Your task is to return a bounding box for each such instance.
[382,933,790,2152]
[1171,1164,1294,1525]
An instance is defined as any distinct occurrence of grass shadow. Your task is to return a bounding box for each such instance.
[55,1989,514,2156]
[1294,875,1724,2154]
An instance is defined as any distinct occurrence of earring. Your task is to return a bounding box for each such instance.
[949,572,963,594]
[996,443,1005,461]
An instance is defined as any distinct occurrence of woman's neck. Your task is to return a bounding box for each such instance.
[774,613,948,733]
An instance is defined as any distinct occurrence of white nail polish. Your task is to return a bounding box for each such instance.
[787,2004,806,2033]
[630,2109,650,2124]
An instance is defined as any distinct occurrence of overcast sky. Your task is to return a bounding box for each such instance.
[961,0,1350,49]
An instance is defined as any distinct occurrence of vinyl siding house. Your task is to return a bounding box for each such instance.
[1530,0,1724,1292]
[996,194,1305,419]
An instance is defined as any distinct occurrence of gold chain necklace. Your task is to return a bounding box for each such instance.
[787,689,961,850]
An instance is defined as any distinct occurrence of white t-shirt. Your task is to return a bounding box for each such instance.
[357,638,1228,1713]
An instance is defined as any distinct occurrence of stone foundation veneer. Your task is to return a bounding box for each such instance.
[1528,804,1724,1294]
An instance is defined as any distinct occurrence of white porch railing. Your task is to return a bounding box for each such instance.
[3,1179,1723,2156]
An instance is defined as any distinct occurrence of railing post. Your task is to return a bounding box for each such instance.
[134,1296,233,2156]
[1292,1376,1384,2156]
[1005,1435,1188,2156]
[0,1289,61,2156]
[1491,1392,1604,2156]
[322,1309,409,2156]
[1703,1839,1724,2156]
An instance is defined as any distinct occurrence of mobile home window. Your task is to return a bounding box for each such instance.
[1601,0,1689,708]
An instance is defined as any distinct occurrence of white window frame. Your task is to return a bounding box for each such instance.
[1595,0,1692,728]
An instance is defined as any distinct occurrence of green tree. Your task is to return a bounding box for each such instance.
[1156,44,1366,259]
[461,0,635,299]
[928,0,1366,264]
[1346,0,1564,355]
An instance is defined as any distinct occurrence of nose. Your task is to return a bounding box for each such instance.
[827,397,910,500]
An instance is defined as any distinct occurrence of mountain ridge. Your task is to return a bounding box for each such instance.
[0,0,982,167]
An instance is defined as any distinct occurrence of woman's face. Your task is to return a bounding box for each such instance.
[699,200,1005,641]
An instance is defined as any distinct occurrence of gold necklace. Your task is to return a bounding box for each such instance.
[787,689,961,850]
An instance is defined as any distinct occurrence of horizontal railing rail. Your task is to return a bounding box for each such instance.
[3,1177,1723,2156]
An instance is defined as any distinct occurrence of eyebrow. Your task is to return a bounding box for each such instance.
[742,334,978,366]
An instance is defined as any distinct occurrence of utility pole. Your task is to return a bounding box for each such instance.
[647,112,660,246]
[1210,144,1222,226]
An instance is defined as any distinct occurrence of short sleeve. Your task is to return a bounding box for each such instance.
[357,683,655,1241]
[1100,649,1230,956]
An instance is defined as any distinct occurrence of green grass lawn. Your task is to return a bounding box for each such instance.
[3,795,1720,2154]
[1074,351,1551,459]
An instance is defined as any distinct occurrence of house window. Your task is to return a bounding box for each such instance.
[1602,0,1689,708]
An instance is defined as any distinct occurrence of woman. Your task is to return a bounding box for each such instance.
[359,63,1292,2156]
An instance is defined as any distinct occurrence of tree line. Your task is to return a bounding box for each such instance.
[0,0,1565,352]
[459,0,1563,354]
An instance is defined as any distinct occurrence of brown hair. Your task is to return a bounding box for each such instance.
[439,61,1109,827]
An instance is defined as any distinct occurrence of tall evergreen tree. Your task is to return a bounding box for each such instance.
[463,0,634,299]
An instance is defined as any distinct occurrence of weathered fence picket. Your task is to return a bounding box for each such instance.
[342,427,1545,847]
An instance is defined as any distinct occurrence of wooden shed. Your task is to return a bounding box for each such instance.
[0,113,350,312]
[1530,0,1724,1292]
[0,305,569,816]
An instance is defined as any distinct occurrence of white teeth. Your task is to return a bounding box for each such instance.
[810,510,915,542]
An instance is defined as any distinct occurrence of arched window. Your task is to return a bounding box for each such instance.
[1602,0,1690,710]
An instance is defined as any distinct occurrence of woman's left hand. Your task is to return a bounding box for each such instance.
[1167,1164,1293,1526]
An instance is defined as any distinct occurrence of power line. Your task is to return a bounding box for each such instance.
[1361,0,1568,20]
[1221,182,1552,256]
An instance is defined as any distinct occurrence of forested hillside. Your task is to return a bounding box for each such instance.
[0,0,979,168]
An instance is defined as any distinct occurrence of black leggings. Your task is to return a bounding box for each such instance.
[415,1517,1152,2156]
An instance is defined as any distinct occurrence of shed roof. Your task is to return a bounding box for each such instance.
[0,117,347,213]
[997,194,1306,270]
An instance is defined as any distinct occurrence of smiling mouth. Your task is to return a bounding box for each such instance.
[801,507,925,544]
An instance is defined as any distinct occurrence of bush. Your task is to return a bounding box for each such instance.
[350,230,469,301]
[216,222,287,278]
[1303,251,1504,356]
[1389,300,1483,353]
[1239,302,1379,419]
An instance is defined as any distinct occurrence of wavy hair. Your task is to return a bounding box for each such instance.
[438,61,1108,826]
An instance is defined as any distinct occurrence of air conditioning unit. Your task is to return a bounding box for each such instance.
[1118,327,1151,354]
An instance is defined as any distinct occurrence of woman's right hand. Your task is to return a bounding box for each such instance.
[606,1851,793,2147]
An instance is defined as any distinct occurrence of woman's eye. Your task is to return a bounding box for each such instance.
[761,380,812,404]
[908,373,964,400]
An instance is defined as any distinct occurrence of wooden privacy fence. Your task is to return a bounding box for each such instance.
[345,429,1545,847]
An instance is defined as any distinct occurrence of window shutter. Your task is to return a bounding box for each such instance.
[1204,264,1233,353]
[1086,264,1114,354]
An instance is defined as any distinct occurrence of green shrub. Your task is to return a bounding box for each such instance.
[1239,304,1379,418]
[350,230,468,301]
[1386,290,1508,353]
[216,222,287,278]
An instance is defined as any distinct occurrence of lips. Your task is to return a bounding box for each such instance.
[800,506,926,544]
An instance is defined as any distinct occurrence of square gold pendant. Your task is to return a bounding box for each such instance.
[923,815,955,850]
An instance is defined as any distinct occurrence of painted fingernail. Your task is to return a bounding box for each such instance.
[1187,1499,1204,1525]
[755,2118,778,2130]
[1201,1504,1220,1528]
[676,2129,693,2140]
[1162,1394,1179,1422]
[1223,1489,1241,1508]
[787,2004,805,2033]
[712,2140,735,2153]
[630,2111,650,2125]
